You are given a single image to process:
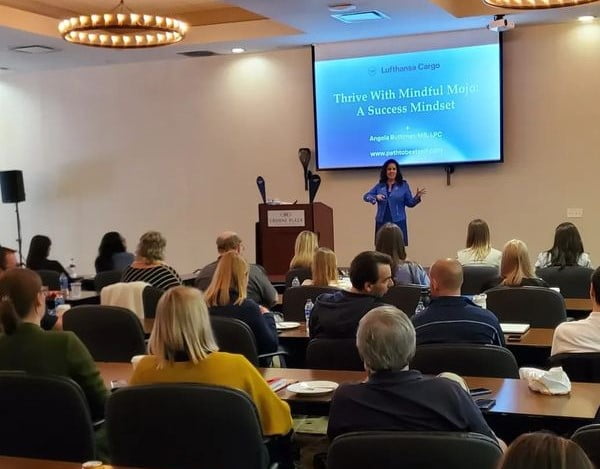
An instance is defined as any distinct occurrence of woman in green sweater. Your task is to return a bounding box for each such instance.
[0,268,107,420]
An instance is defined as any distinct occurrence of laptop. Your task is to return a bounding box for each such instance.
[500,323,531,334]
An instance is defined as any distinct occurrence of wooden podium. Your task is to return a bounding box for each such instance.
[256,202,334,278]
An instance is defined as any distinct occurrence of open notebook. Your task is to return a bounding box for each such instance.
[500,323,531,334]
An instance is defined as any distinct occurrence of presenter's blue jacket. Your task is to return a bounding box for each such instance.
[363,181,421,223]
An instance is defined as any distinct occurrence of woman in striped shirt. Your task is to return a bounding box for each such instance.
[121,231,182,290]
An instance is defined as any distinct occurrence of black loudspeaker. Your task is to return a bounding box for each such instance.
[0,170,25,203]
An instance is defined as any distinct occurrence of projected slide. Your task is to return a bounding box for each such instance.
[314,44,501,169]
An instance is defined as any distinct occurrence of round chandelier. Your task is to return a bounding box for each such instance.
[58,0,188,48]
[482,0,599,9]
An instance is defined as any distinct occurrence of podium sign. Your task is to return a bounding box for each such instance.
[267,210,305,227]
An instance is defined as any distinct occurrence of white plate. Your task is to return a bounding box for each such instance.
[276,321,301,330]
[287,381,339,395]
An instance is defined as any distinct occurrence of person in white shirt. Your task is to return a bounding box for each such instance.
[535,222,593,269]
[457,219,502,268]
[551,267,600,355]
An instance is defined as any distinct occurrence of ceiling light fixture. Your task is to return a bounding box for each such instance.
[578,15,596,21]
[482,0,599,9]
[58,0,188,49]
[231,47,246,54]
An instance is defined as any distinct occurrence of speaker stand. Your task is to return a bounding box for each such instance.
[14,202,23,266]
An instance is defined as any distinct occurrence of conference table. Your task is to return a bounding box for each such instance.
[0,456,138,469]
[565,297,592,312]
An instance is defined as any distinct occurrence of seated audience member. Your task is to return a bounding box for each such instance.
[457,219,502,267]
[551,267,600,355]
[195,231,277,308]
[289,230,318,270]
[498,432,592,469]
[302,248,348,289]
[327,306,501,446]
[412,259,504,347]
[309,251,393,339]
[535,222,593,269]
[25,234,70,277]
[130,286,292,437]
[485,240,549,290]
[0,246,18,273]
[375,223,429,286]
[122,231,181,290]
[0,269,107,420]
[204,251,278,355]
[94,231,134,273]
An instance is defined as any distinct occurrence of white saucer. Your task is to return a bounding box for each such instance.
[276,321,301,330]
[287,381,339,395]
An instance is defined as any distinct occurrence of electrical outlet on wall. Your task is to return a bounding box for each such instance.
[567,208,583,218]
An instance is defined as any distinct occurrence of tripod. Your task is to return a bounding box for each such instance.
[13,201,23,266]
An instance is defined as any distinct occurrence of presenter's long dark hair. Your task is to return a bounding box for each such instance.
[546,222,585,269]
[379,159,404,184]
[26,235,51,270]
[95,231,127,272]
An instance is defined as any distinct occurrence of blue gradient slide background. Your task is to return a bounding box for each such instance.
[315,44,501,169]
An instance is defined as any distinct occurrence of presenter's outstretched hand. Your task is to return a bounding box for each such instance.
[416,187,427,198]
[376,194,386,202]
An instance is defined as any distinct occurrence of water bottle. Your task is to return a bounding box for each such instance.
[59,272,69,297]
[68,258,77,278]
[304,298,314,333]
[291,276,300,287]
[414,296,425,316]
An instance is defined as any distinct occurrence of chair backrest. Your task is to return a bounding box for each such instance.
[537,266,594,299]
[142,285,164,318]
[549,353,600,383]
[380,284,422,317]
[107,384,268,469]
[486,286,567,328]
[327,431,503,469]
[94,270,123,293]
[411,343,519,378]
[306,338,364,371]
[63,305,146,362]
[36,269,60,290]
[285,267,312,288]
[461,266,500,295]
[0,372,95,462]
[210,316,259,366]
[282,285,338,322]
[572,424,600,469]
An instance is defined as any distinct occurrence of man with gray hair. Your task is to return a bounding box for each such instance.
[195,231,277,308]
[327,305,498,442]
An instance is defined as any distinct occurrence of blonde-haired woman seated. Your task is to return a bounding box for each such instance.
[204,251,278,356]
[457,219,502,267]
[486,239,549,289]
[302,248,350,289]
[121,231,181,290]
[129,286,293,438]
[289,230,318,270]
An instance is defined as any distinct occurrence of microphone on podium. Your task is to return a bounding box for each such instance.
[256,176,266,204]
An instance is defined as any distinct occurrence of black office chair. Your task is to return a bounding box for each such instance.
[381,284,422,317]
[572,424,600,469]
[210,316,286,367]
[94,270,123,293]
[107,384,270,469]
[63,305,146,362]
[36,269,61,290]
[285,267,312,288]
[142,285,164,318]
[486,286,567,328]
[282,285,338,322]
[549,353,600,383]
[461,266,500,295]
[0,372,95,462]
[537,266,594,299]
[327,431,503,469]
[306,338,364,371]
[411,344,519,378]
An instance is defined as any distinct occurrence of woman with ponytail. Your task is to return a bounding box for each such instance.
[0,269,107,420]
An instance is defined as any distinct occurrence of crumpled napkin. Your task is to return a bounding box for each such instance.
[519,366,571,395]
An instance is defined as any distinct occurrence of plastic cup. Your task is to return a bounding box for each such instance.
[70,282,82,298]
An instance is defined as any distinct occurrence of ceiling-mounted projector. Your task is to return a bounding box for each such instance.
[488,15,515,32]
